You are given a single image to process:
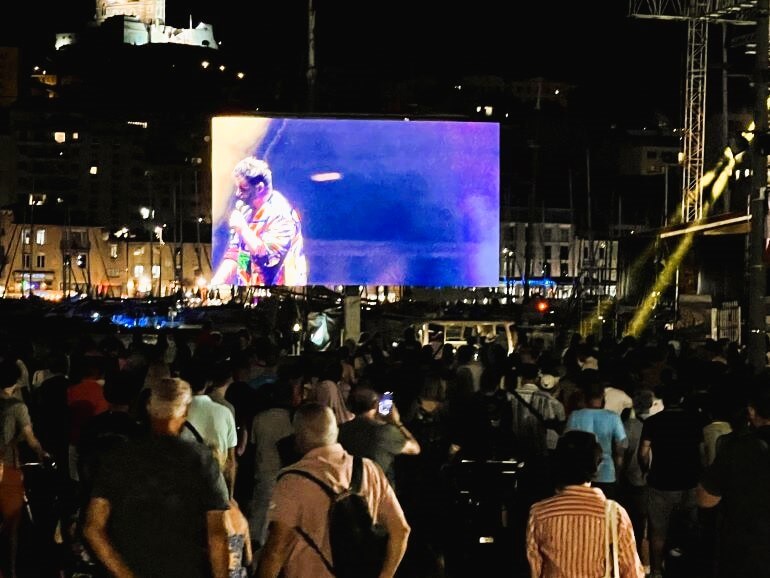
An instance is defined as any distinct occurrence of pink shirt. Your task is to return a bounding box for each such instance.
[268,443,409,578]
[527,485,645,578]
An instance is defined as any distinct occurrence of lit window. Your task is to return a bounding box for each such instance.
[22,228,31,245]
[110,244,118,259]
[133,265,144,278]
[90,166,98,175]
[35,228,46,245]
[54,132,66,143]
[72,132,79,140]
[151,265,160,279]
[36,254,46,268]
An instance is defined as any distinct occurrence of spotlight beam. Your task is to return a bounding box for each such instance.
[627,151,738,337]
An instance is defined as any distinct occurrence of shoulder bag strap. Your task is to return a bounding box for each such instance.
[612,500,620,577]
[510,389,547,424]
[183,420,205,444]
[603,499,620,578]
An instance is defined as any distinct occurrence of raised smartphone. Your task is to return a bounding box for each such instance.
[378,391,394,415]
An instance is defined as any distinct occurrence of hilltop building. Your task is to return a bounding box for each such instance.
[55,0,218,51]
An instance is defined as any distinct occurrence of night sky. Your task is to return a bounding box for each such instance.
[1,0,692,125]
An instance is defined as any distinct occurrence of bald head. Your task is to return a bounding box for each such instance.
[293,403,338,455]
[149,377,192,420]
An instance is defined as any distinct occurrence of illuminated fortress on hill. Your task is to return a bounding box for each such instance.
[55,0,217,51]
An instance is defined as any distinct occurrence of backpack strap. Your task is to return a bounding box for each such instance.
[275,468,336,573]
[294,527,335,575]
[276,456,363,496]
[276,468,336,499]
[276,460,362,577]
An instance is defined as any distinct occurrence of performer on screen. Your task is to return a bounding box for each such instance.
[211,156,308,286]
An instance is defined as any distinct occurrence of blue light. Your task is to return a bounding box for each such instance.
[501,277,556,288]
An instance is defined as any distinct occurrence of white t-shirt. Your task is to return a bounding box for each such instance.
[604,387,633,415]
[187,395,238,458]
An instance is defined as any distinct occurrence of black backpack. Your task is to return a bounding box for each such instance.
[277,456,388,578]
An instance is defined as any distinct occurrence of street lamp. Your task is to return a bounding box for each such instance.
[115,226,131,297]
[502,247,511,297]
[140,207,155,296]
[27,193,46,298]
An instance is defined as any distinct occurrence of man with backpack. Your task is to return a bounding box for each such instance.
[256,403,410,578]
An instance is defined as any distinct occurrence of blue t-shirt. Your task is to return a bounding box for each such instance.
[566,408,627,483]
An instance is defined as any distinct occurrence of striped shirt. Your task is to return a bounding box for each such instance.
[526,485,645,578]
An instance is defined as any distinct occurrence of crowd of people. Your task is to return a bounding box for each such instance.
[0,321,768,578]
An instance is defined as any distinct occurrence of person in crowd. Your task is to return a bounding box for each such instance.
[565,371,628,499]
[0,337,31,404]
[638,381,703,578]
[210,156,307,287]
[83,377,230,578]
[0,358,50,578]
[701,390,742,467]
[207,360,236,418]
[70,370,142,574]
[183,365,239,499]
[603,374,634,416]
[619,390,653,563]
[338,387,421,491]
[66,354,109,483]
[32,352,71,478]
[256,403,410,578]
[76,371,142,494]
[402,372,448,466]
[697,376,770,578]
[305,356,354,425]
[449,367,516,463]
[526,430,645,578]
[249,369,302,555]
[454,344,482,398]
[509,362,565,460]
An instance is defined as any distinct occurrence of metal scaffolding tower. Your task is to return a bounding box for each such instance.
[628,0,757,223]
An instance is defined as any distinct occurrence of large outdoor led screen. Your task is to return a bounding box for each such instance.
[210,116,500,287]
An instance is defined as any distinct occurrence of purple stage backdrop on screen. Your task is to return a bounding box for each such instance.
[210,116,500,287]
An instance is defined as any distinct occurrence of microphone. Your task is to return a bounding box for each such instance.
[228,200,244,245]
[228,200,253,246]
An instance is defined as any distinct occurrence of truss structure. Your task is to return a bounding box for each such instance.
[629,0,757,223]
